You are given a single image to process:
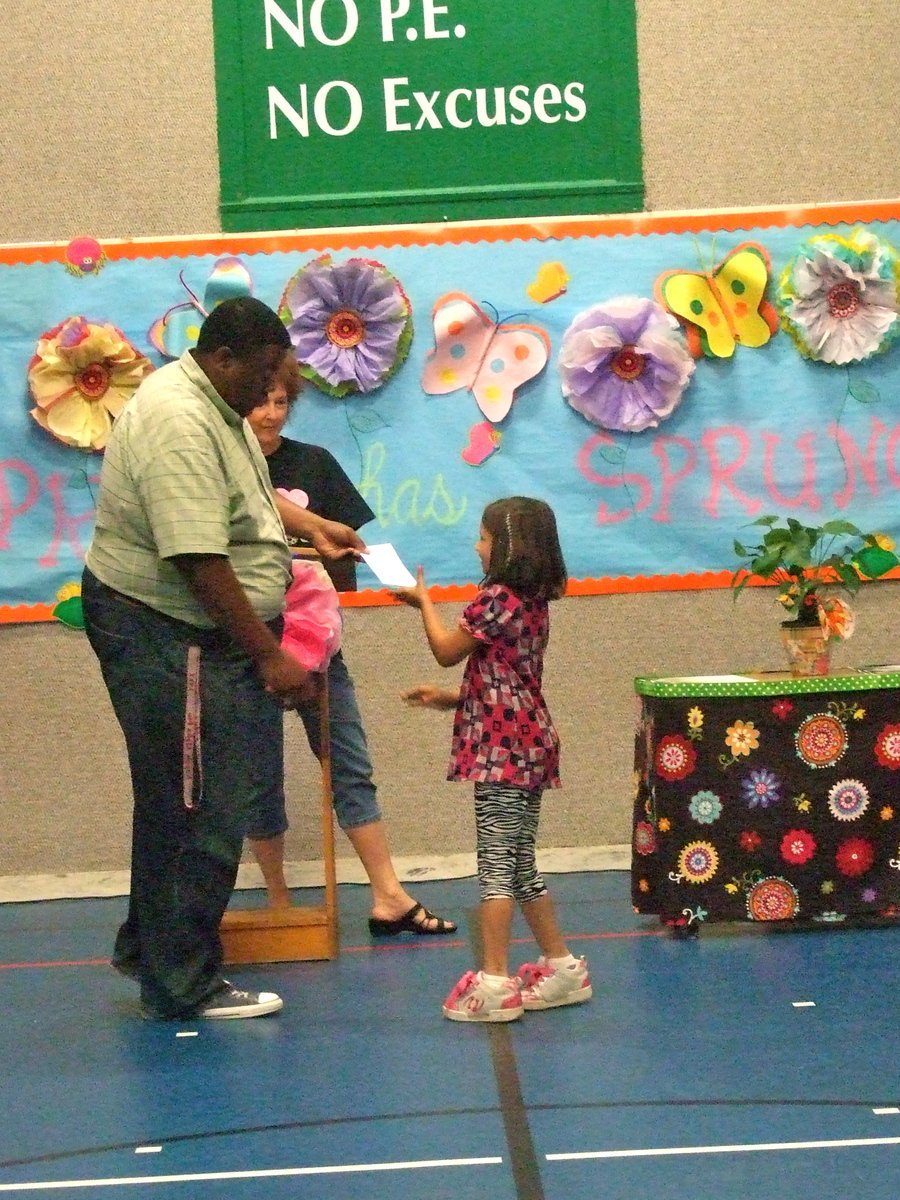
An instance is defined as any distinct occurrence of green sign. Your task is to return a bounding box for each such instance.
[213,0,644,231]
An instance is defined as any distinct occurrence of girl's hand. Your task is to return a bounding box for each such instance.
[392,564,428,609]
[402,683,459,710]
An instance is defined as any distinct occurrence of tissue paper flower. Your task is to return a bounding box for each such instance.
[559,296,694,432]
[63,236,106,277]
[818,595,856,641]
[777,229,900,365]
[28,316,153,450]
[279,255,413,397]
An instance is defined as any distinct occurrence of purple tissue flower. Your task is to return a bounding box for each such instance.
[279,255,412,397]
[559,296,694,432]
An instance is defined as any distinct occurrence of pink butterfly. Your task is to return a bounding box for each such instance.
[461,420,502,466]
[421,292,550,423]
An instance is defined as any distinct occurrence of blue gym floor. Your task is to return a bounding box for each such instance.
[1,871,899,1198]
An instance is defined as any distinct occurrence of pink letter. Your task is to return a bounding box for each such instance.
[761,431,821,511]
[651,435,697,522]
[830,417,886,508]
[885,423,900,489]
[0,460,40,549]
[700,426,763,518]
[576,433,653,525]
[37,471,99,568]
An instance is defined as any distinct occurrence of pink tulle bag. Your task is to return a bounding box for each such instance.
[281,557,342,672]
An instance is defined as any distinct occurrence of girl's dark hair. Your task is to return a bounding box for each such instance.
[481,496,567,600]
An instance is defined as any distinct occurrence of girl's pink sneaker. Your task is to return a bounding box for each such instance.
[442,970,524,1022]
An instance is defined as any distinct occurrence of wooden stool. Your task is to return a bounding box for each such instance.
[219,676,338,963]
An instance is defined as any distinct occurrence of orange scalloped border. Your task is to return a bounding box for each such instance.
[1,199,898,266]
[6,566,898,624]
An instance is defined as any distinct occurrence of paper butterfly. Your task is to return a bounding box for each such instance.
[526,261,569,304]
[148,256,252,359]
[461,421,502,466]
[421,292,550,423]
[655,242,778,359]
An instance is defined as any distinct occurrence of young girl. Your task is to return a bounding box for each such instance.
[395,497,591,1022]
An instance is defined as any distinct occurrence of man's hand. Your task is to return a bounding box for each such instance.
[259,647,318,707]
[275,494,366,562]
[171,554,318,700]
[309,518,366,563]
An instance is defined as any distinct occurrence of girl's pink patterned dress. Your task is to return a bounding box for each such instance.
[448,584,560,789]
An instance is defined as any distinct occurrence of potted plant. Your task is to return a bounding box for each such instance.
[731,515,899,675]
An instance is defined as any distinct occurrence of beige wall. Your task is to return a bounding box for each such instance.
[2,1,898,244]
[5,583,900,875]
[1,1,899,877]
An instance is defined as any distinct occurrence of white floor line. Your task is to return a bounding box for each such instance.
[0,1156,503,1192]
[0,846,630,903]
[548,1134,900,1161]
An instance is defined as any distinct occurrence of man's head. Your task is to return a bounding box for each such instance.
[193,297,292,417]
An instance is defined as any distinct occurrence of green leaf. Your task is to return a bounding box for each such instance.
[848,378,880,405]
[821,520,861,537]
[752,549,785,576]
[349,410,390,435]
[52,596,85,630]
[832,563,861,593]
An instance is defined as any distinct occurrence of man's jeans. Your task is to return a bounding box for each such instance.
[82,568,283,1018]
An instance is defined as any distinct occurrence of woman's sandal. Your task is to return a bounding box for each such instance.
[368,902,457,937]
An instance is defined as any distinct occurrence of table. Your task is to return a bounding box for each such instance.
[632,669,900,934]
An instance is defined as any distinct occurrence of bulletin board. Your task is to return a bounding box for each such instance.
[1,198,899,625]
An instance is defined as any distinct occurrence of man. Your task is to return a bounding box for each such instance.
[83,297,363,1020]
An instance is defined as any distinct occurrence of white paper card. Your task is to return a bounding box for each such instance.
[360,543,416,587]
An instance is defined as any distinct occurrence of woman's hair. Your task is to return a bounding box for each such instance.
[480,496,567,599]
[274,350,304,405]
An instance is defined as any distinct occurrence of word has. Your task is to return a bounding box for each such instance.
[357,442,467,527]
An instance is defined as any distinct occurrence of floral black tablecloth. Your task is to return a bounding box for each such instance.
[631,671,900,931]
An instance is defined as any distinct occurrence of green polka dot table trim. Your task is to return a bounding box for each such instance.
[634,668,900,698]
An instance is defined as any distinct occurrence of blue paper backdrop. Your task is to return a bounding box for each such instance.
[2,213,899,615]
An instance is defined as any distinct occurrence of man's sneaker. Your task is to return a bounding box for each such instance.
[197,981,283,1019]
[111,958,139,982]
[442,970,524,1023]
[516,957,592,1010]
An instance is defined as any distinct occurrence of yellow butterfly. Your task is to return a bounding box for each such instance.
[655,242,778,359]
[526,261,569,304]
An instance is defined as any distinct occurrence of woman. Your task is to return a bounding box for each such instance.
[245,351,456,937]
